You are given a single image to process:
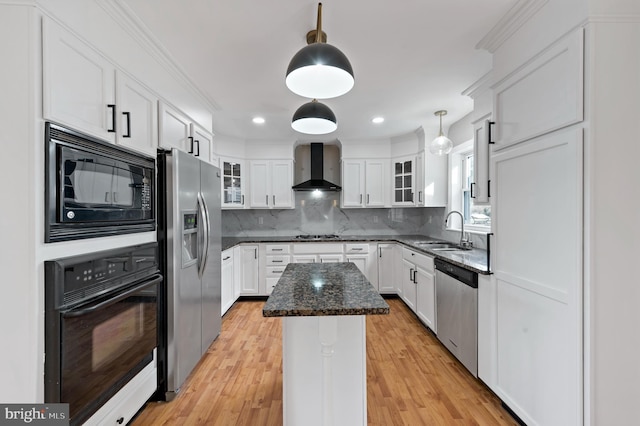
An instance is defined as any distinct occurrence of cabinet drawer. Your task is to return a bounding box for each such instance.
[266,266,287,276]
[266,255,290,266]
[293,243,344,254]
[345,243,369,254]
[402,247,434,272]
[266,244,290,254]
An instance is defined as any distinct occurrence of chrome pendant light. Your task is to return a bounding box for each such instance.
[291,99,337,134]
[285,3,354,99]
[429,110,453,155]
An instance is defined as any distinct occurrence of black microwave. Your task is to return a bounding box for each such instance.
[45,123,155,242]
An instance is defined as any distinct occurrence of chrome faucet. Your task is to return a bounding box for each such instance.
[445,210,473,249]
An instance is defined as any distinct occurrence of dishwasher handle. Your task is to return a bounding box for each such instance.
[434,258,478,288]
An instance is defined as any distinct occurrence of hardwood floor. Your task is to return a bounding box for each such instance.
[133,298,517,425]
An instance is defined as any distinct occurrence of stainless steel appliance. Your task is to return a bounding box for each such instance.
[44,243,161,425]
[435,258,478,377]
[45,122,155,242]
[157,148,221,400]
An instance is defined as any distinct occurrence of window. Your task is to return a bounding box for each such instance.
[448,141,491,232]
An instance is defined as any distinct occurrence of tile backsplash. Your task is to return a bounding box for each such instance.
[222,192,488,249]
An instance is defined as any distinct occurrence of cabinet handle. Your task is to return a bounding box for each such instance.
[241,195,245,205]
[273,195,276,205]
[266,195,269,205]
[107,104,116,133]
[419,191,422,203]
[413,269,417,283]
[488,121,496,144]
[116,417,124,425]
[367,194,370,204]
[360,194,363,204]
[188,136,194,154]
[194,139,200,157]
[487,232,493,273]
[488,179,491,198]
[409,268,414,281]
[470,182,475,199]
[379,247,382,258]
[273,270,284,273]
[223,256,231,260]
[254,248,257,259]
[272,248,283,252]
[122,112,131,138]
[351,248,363,251]
[105,191,110,202]
[271,260,283,263]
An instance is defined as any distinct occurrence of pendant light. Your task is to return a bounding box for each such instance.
[285,3,354,99]
[429,110,453,155]
[291,99,337,134]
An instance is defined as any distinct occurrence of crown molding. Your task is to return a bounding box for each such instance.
[587,15,640,24]
[95,0,220,112]
[476,0,549,53]
[461,71,493,98]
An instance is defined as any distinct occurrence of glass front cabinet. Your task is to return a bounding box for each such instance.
[392,156,415,206]
[221,158,245,209]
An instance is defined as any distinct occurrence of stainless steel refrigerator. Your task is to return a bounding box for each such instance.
[157,148,221,400]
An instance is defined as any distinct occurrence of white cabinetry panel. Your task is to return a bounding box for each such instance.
[116,72,158,156]
[493,29,583,149]
[341,160,365,207]
[491,128,582,426]
[249,160,293,209]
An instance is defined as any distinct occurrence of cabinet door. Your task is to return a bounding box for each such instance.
[116,72,157,156]
[365,160,386,207]
[377,244,396,294]
[401,259,417,312]
[43,18,116,142]
[221,158,245,209]
[319,254,343,263]
[239,245,259,295]
[191,123,214,165]
[346,253,368,277]
[415,267,436,331]
[342,160,365,207]
[249,161,270,208]
[472,118,491,204]
[271,160,294,208]
[221,250,234,316]
[292,255,316,263]
[159,102,190,151]
[392,157,415,206]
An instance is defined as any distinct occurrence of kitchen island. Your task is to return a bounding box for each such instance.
[263,262,389,426]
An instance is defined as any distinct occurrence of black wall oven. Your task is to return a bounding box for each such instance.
[45,243,161,426]
[45,122,155,242]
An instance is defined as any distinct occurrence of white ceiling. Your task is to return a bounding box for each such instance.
[121,0,515,143]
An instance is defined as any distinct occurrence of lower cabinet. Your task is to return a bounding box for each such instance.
[238,244,259,296]
[264,244,291,295]
[221,249,234,316]
[377,243,396,294]
[402,247,436,332]
[345,243,378,290]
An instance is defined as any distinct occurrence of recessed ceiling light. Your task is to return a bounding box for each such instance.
[252,117,265,124]
[372,116,385,124]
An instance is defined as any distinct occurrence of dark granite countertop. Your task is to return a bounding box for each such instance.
[222,234,491,274]
[262,263,390,317]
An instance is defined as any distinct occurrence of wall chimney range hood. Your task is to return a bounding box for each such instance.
[292,143,342,191]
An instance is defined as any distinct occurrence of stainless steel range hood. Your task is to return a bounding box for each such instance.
[292,143,342,191]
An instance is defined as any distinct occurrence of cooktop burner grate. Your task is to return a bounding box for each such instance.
[295,234,340,240]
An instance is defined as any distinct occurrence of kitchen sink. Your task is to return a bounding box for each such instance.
[413,241,470,251]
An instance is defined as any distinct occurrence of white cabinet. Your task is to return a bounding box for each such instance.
[471,117,492,204]
[221,158,246,209]
[248,160,294,209]
[221,249,235,316]
[415,150,448,207]
[264,244,291,295]
[291,243,344,263]
[43,18,116,143]
[159,102,214,163]
[377,243,396,294]
[341,160,388,208]
[401,247,436,331]
[238,245,259,295]
[345,243,377,289]
[477,273,497,390]
[391,156,416,206]
[115,72,158,156]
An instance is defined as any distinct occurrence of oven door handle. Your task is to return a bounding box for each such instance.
[62,274,162,318]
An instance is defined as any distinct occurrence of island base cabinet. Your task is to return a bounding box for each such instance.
[282,316,366,426]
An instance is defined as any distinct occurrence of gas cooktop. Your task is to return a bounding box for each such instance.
[295,234,341,240]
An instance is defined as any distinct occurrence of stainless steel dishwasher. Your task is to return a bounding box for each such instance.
[435,258,478,377]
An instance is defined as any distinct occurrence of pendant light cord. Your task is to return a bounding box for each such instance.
[316,3,323,43]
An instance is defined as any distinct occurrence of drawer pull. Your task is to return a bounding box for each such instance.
[273,270,284,273]
[272,248,284,251]
[351,248,363,251]
[271,260,283,263]
[222,256,231,261]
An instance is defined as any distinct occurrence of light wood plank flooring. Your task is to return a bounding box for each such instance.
[133,298,517,425]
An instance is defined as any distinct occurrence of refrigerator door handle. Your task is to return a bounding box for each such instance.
[197,192,211,278]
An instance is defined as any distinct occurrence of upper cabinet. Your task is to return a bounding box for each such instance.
[43,18,116,143]
[221,158,245,209]
[341,159,389,208]
[248,160,294,209]
[391,156,415,206]
[159,102,215,164]
[115,72,158,156]
[492,29,584,150]
[471,117,492,204]
[415,151,447,207]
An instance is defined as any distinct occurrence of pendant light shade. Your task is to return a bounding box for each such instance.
[285,3,354,99]
[291,99,337,135]
[429,110,453,156]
